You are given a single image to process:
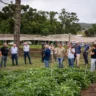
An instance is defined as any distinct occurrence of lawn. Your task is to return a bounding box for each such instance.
[0,55,91,71]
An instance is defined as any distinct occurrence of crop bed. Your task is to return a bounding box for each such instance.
[0,68,96,96]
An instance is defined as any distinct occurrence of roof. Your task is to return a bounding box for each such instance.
[0,34,95,43]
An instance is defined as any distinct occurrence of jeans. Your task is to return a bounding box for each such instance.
[12,54,18,66]
[83,52,88,64]
[90,59,96,72]
[57,58,63,68]
[44,60,49,68]
[68,58,74,67]
[24,52,32,64]
[0,56,7,67]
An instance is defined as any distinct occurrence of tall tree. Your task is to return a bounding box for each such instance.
[59,9,80,34]
[14,0,21,51]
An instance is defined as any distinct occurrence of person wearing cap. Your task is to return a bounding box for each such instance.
[56,43,65,68]
[67,43,75,67]
[23,42,32,64]
[43,44,51,68]
[0,43,9,67]
[10,44,18,66]
[75,41,82,67]
[90,44,96,72]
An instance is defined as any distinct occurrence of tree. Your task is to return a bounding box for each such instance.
[0,4,81,35]
[84,24,96,37]
[14,0,21,51]
[59,9,80,34]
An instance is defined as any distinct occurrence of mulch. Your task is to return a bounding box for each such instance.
[81,84,96,96]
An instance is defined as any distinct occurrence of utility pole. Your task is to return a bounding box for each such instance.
[14,0,21,53]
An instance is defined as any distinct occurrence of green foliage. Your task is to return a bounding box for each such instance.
[0,68,96,96]
[59,9,81,34]
[0,5,81,35]
[84,24,96,37]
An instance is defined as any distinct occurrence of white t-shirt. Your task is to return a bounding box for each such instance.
[68,48,75,58]
[11,47,18,54]
[23,45,30,52]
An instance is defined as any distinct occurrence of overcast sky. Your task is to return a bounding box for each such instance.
[0,0,96,23]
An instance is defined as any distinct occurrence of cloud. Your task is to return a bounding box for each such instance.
[0,0,96,23]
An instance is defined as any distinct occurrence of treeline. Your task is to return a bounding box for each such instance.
[84,24,96,37]
[0,4,81,35]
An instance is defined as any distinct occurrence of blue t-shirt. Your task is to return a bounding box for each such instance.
[44,48,51,60]
[75,45,81,54]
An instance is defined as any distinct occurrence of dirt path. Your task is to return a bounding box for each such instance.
[81,84,96,96]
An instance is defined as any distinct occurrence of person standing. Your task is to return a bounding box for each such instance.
[23,42,32,64]
[75,42,82,67]
[83,43,89,64]
[54,45,58,62]
[10,44,18,66]
[67,43,75,67]
[90,44,96,72]
[56,43,65,68]
[44,44,51,68]
[0,43,9,68]
[49,43,54,62]
[41,43,45,62]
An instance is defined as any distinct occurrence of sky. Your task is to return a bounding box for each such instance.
[0,0,96,23]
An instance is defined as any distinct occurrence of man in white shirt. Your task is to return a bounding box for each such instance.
[23,42,32,64]
[67,43,75,67]
[10,44,18,66]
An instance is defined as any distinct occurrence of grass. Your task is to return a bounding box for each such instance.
[0,44,42,49]
[0,55,91,71]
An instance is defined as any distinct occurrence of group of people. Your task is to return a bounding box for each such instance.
[0,42,32,68]
[42,42,96,72]
[0,41,96,72]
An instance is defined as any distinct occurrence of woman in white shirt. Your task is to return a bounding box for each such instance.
[67,43,75,67]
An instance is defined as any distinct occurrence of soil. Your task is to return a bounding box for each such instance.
[81,84,96,96]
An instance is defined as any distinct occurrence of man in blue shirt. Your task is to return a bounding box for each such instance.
[44,44,51,68]
[83,43,89,64]
[75,42,81,67]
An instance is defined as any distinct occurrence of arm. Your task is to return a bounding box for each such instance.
[90,51,94,55]
[71,48,75,54]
